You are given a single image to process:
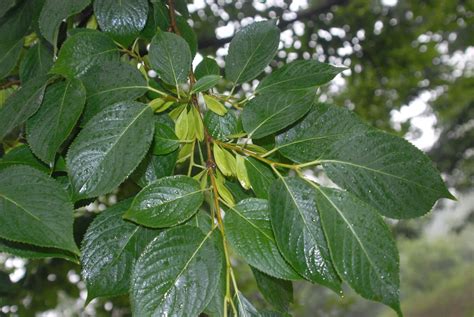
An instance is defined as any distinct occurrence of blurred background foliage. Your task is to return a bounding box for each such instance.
[0,0,473,316]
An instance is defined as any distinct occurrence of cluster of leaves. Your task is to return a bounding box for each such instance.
[0,0,453,316]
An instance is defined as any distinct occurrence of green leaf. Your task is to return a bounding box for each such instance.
[252,268,293,313]
[124,175,205,228]
[130,226,222,316]
[214,144,236,177]
[153,122,180,155]
[225,20,280,84]
[0,237,78,263]
[39,0,91,45]
[191,75,221,93]
[0,75,48,141]
[314,185,402,316]
[50,30,120,78]
[19,41,54,83]
[235,292,259,317]
[81,199,160,301]
[149,31,192,86]
[257,60,344,94]
[275,103,369,163]
[0,0,16,18]
[26,79,86,164]
[81,61,147,124]
[66,101,154,198]
[269,177,341,291]
[242,90,315,139]
[133,150,178,187]
[0,145,49,173]
[94,0,148,46]
[204,94,228,116]
[236,155,251,190]
[195,57,220,79]
[245,157,275,199]
[204,110,241,140]
[0,165,78,254]
[320,130,453,218]
[0,39,22,80]
[225,198,300,280]
[176,16,198,57]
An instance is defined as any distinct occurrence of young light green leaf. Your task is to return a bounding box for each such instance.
[149,31,192,86]
[236,155,251,190]
[0,75,48,141]
[269,177,341,291]
[320,130,454,218]
[124,175,205,228]
[130,226,222,316]
[51,30,120,78]
[81,199,160,301]
[39,0,91,45]
[0,145,49,173]
[245,157,275,199]
[94,0,148,46]
[225,20,280,84]
[257,60,345,94]
[191,106,205,141]
[175,108,189,140]
[26,79,86,164]
[214,144,235,177]
[275,103,369,163]
[242,90,315,139]
[67,101,154,198]
[204,110,241,140]
[204,95,228,116]
[314,185,402,316]
[191,75,221,93]
[215,172,236,206]
[0,238,78,263]
[195,57,220,79]
[0,165,78,254]
[153,123,180,155]
[81,61,147,124]
[225,198,300,280]
[252,268,293,313]
[19,41,53,83]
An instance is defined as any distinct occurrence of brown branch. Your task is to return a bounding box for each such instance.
[0,80,20,89]
[167,0,181,35]
[198,0,349,49]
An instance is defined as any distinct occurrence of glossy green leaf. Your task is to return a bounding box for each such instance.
[191,75,221,93]
[252,268,293,313]
[26,79,86,164]
[0,237,78,263]
[235,292,259,317]
[245,157,275,199]
[81,61,147,123]
[195,57,220,79]
[176,16,197,57]
[94,0,148,46]
[0,39,22,80]
[149,31,192,86]
[0,165,78,254]
[81,199,160,301]
[153,122,180,155]
[39,0,91,45]
[275,103,369,163]
[320,130,453,218]
[225,198,300,280]
[0,145,49,173]
[130,226,222,316]
[257,60,344,94]
[124,175,205,228]
[19,41,54,83]
[67,101,154,198]
[242,90,315,139]
[204,110,241,140]
[0,75,48,141]
[225,20,280,84]
[133,150,178,187]
[51,30,120,78]
[269,177,341,291]
[314,185,402,316]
